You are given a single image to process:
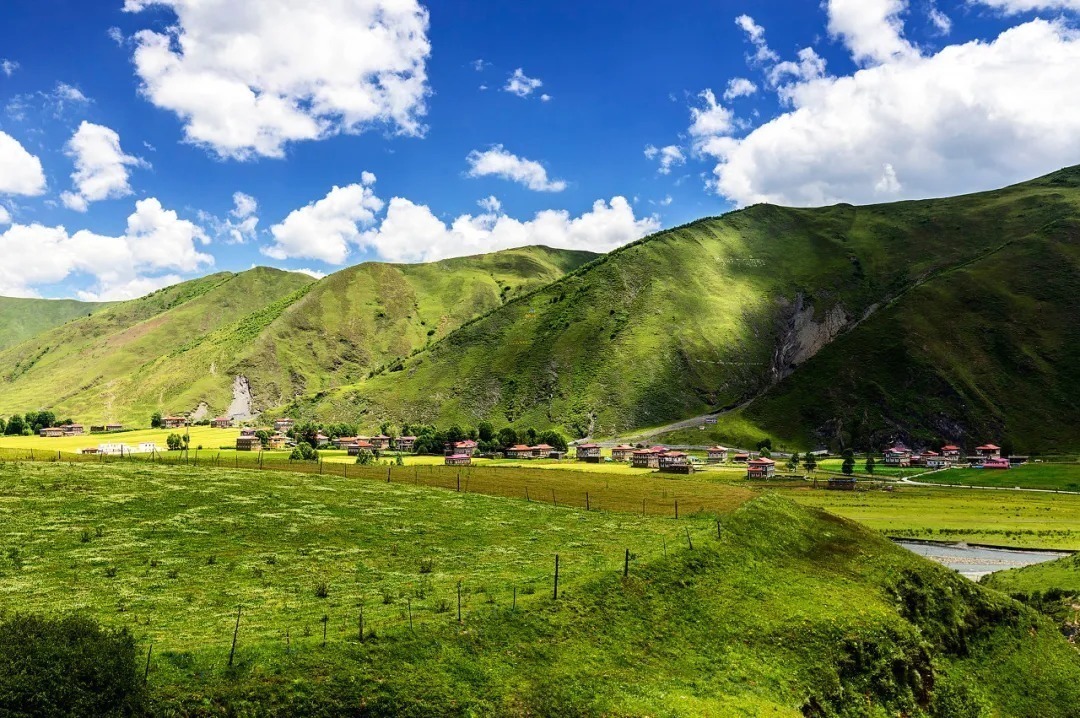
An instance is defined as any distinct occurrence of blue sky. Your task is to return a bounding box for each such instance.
[1,0,1079,299]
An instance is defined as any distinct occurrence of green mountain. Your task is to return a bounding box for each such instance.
[0,247,596,425]
[0,297,110,351]
[297,167,1080,452]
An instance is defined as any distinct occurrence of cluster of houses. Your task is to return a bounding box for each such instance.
[41,423,131,438]
[883,443,1021,470]
[81,442,158,456]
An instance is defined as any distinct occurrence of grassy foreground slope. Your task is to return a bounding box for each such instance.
[0,247,594,424]
[2,462,1078,716]
[309,167,1080,451]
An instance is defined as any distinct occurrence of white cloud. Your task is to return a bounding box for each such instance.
[264,176,384,264]
[0,205,10,226]
[290,268,327,279]
[201,191,260,244]
[60,122,146,212]
[724,78,758,100]
[123,0,431,160]
[504,68,543,98]
[477,196,502,213]
[0,198,211,298]
[826,0,918,65]
[77,275,184,302]
[929,5,953,34]
[0,132,47,196]
[735,15,779,63]
[107,27,125,45]
[360,196,660,263]
[466,146,566,192]
[540,93,552,102]
[689,90,734,144]
[702,18,1080,207]
[972,0,1080,11]
[768,48,828,91]
[644,144,687,175]
[1,60,18,77]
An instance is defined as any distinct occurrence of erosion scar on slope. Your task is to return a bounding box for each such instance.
[228,375,254,421]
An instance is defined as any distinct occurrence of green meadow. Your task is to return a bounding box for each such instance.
[2,460,1080,715]
[915,463,1080,492]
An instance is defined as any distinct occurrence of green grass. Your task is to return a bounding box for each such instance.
[787,484,1080,549]
[914,463,1080,492]
[0,296,110,351]
[982,553,1080,595]
[1,461,1078,716]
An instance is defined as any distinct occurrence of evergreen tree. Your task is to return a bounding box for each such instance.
[150,412,163,429]
[804,451,818,472]
[477,421,495,443]
[842,449,856,476]
[865,456,876,475]
[5,415,27,436]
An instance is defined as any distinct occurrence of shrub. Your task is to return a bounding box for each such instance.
[419,558,434,574]
[355,449,375,466]
[290,443,319,462]
[0,613,148,717]
[314,580,330,599]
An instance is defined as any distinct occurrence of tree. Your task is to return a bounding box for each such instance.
[804,451,818,473]
[759,447,772,460]
[166,433,184,451]
[537,430,569,453]
[24,411,57,433]
[355,449,375,466]
[477,421,495,443]
[445,425,466,443]
[0,417,5,435]
[756,438,773,453]
[0,613,148,717]
[294,422,321,449]
[255,429,272,446]
[290,443,319,461]
[865,456,876,475]
[496,427,519,449]
[786,453,800,472]
[842,449,856,476]
[524,427,539,445]
[150,411,163,429]
[5,415,27,436]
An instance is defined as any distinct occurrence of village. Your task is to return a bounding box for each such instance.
[19,411,1026,483]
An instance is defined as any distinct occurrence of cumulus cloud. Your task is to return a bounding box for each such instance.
[735,15,779,63]
[123,0,431,159]
[289,267,327,279]
[724,78,758,100]
[1,60,18,77]
[466,146,566,192]
[701,18,1080,207]
[0,131,46,196]
[644,144,687,175]
[78,275,185,302]
[359,196,660,263]
[504,68,543,97]
[826,0,917,65]
[264,175,384,264]
[60,122,146,212]
[973,0,1080,11]
[200,191,260,244]
[0,205,10,226]
[929,4,953,34]
[0,198,211,298]
[262,175,658,265]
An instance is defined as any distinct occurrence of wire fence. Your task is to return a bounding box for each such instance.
[0,447,751,518]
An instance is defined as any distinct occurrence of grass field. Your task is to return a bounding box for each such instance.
[913,463,1080,492]
[3,460,1079,716]
[788,485,1080,549]
[0,426,242,454]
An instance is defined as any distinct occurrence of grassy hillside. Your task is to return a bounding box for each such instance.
[0,247,594,425]
[0,296,110,350]
[300,167,1080,452]
[1,461,1078,715]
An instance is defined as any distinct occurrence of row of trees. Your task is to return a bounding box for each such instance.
[2,411,75,436]
[280,419,569,456]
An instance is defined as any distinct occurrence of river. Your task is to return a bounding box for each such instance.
[895,540,1071,581]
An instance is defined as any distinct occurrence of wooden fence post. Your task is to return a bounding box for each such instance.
[553,554,560,600]
[144,644,152,682]
[228,606,242,666]
[685,527,694,550]
[457,581,462,623]
[624,548,630,578]
[321,615,328,647]
[675,500,679,519]
[358,605,364,643]
[586,492,590,511]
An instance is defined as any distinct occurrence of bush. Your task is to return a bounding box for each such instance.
[0,613,148,717]
[355,449,375,466]
[290,443,319,462]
